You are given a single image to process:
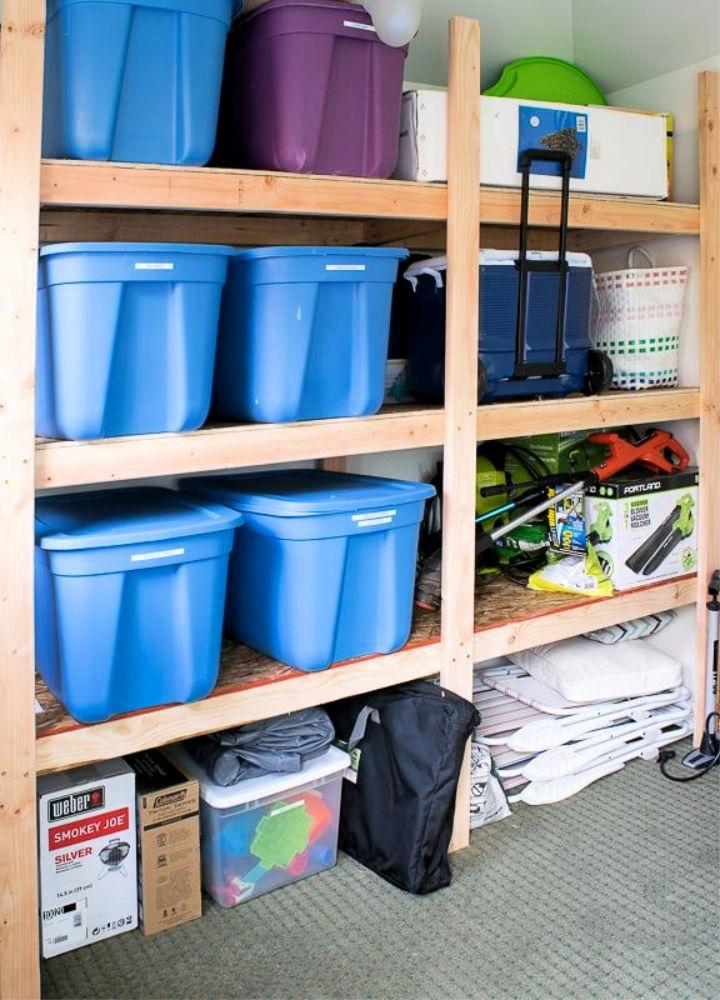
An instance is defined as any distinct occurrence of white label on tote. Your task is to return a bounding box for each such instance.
[325,264,366,271]
[343,19,376,32]
[131,547,185,563]
[134,262,175,271]
[352,509,397,528]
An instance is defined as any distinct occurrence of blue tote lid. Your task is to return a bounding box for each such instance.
[184,470,435,517]
[232,246,409,262]
[48,0,234,27]
[40,243,236,258]
[36,488,242,551]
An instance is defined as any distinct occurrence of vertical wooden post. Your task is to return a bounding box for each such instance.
[0,2,45,997]
[441,17,481,851]
[695,71,720,740]
[320,458,348,472]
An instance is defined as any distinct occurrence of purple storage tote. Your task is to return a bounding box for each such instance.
[216,0,407,177]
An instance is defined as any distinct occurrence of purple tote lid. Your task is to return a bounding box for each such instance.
[237,0,375,28]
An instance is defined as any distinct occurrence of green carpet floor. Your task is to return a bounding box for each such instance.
[42,749,719,1000]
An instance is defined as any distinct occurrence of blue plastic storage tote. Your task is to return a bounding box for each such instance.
[35,488,242,724]
[213,246,409,423]
[37,243,234,440]
[185,470,435,672]
[404,250,594,403]
[43,0,233,164]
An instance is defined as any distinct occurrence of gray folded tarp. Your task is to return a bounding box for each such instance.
[188,708,336,786]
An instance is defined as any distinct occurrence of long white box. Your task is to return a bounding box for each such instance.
[395,90,668,199]
[38,759,137,958]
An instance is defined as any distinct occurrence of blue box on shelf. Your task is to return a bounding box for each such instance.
[35,488,242,724]
[185,469,435,672]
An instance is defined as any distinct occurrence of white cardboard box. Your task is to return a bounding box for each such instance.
[395,90,668,199]
[37,759,138,958]
[585,469,698,591]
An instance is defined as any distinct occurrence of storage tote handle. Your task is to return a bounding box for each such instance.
[514,149,572,380]
[627,246,656,269]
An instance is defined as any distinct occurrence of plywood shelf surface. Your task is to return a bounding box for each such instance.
[35,389,700,490]
[35,574,695,775]
[40,160,700,234]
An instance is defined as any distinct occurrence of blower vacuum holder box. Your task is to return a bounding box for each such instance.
[395,90,668,199]
[37,759,137,959]
[125,750,201,937]
[585,469,699,590]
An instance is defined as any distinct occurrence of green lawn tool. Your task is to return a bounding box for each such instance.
[587,501,613,547]
[625,493,695,577]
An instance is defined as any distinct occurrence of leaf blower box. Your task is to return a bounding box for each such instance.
[37,759,137,959]
[585,469,699,590]
[125,750,201,936]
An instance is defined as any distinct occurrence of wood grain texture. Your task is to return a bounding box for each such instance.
[0,3,44,997]
[442,18,481,852]
[474,576,696,661]
[40,160,700,233]
[36,406,444,489]
[40,209,365,246]
[36,641,442,775]
[40,160,447,220]
[475,388,700,441]
[35,575,695,775]
[695,72,720,739]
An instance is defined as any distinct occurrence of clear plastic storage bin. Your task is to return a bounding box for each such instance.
[166,744,349,907]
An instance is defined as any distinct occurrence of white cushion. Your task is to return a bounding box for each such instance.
[507,637,682,703]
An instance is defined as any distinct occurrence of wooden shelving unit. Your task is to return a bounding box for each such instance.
[0,3,717,995]
[34,575,696,776]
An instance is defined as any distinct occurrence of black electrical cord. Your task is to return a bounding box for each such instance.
[658,712,720,782]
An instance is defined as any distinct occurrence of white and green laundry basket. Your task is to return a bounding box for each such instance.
[592,248,688,389]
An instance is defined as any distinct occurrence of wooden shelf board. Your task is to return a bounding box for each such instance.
[40,160,700,234]
[476,387,700,441]
[40,160,447,222]
[35,574,695,775]
[473,574,696,660]
[35,625,442,775]
[36,405,445,490]
[35,390,698,490]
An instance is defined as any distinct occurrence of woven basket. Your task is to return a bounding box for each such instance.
[592,247,688,390]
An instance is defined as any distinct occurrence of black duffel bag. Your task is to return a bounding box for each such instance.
[326,680,479,895]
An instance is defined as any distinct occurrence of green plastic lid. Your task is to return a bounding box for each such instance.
[484,57,607,106]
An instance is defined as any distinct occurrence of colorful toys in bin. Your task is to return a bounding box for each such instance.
[210,791,333,906]
[165,742,350,908]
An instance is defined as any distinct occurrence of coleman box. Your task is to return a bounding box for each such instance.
[125,750,201,936]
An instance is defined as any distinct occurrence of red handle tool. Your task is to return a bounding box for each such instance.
[588,429,690,482]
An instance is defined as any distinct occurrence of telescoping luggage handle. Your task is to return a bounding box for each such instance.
[513,148,572,380]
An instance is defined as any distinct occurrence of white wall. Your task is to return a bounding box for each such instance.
[571,0,720,94]
[607,56,720,205]
[405,0,574,88]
